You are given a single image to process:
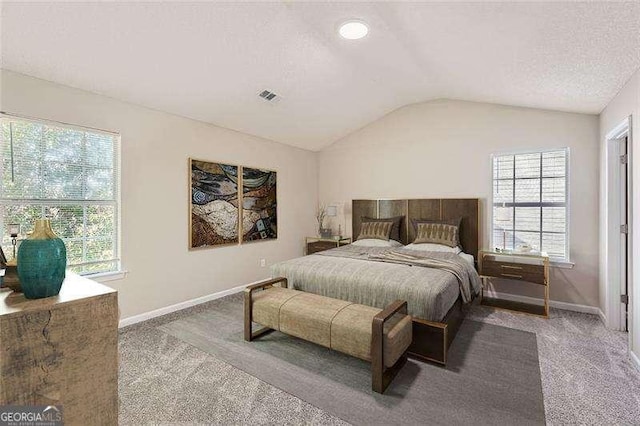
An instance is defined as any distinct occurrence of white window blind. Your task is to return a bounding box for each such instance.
[0,115,120,275]
[492,149,569,261]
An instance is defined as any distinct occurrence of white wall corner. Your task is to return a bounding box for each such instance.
[598,308,606,325]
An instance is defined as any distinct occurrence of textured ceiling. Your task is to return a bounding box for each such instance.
[1,1,639,151]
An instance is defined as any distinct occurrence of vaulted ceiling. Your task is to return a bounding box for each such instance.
[2,1,639,151]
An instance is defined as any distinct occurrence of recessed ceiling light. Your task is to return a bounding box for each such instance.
[339,20,368,40]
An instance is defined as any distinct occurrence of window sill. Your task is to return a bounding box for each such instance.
[85,270,128,283]
[550,261,574,269]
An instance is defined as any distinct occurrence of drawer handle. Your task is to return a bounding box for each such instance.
[501,265,523,270]
[501,273,523,279]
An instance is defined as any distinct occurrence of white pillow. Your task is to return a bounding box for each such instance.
[405,243,462,254]
[352,239,403,248]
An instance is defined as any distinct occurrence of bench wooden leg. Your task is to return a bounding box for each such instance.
[371,300,409,394]
[244,277,288,342]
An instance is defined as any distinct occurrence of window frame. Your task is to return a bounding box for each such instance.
[490,147,571,263]
[0,113,122,277]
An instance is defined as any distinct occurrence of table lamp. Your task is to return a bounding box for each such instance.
[325,206,338,238]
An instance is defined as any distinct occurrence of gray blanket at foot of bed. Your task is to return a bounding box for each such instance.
[270,245,481,321]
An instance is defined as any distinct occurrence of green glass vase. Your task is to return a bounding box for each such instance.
[17,219,67,299]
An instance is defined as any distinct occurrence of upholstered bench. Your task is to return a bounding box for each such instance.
[244,277,412,393]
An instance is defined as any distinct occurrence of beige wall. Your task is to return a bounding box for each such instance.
[0,70,318,320]
[319,99,600,307]
[0,70,608,324]
[599,68,640,358]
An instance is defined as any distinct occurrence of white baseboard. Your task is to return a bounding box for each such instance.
[120,284,603,328]
[631,350,640,372]
[598,308,607,325]
[119,281,253,328]
[483,290,601,316]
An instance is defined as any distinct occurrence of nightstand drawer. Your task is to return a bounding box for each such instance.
[307,241,339,254]
[481,259,546,285]
[305,237,352,255]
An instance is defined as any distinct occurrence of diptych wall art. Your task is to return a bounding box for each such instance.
[189,158,277,250]
[190,159,239,248]
[242,167,277,242]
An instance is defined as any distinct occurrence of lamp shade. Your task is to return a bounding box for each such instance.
[8,224,20,237]
[326,206,338,217]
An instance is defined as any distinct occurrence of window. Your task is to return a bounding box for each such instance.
[0,115,120,275]
[492,149,569,261]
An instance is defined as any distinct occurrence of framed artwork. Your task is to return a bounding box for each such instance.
[189,158,240,249]
[241,167,277,242]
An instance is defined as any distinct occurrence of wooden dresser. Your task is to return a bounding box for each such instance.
[305,237,351,255]
[478,250,550,317]
[0,273,118,425]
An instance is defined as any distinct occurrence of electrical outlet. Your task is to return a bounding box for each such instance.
[260,259,266,267]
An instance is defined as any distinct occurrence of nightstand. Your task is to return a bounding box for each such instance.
[478,250,550,317]
[305,237,351,255]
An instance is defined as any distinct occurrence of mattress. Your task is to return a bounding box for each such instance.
[270,245,480,322]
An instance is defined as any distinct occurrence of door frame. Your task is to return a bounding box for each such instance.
[605,116,632,332]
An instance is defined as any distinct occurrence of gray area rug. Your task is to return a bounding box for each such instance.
[159,297,545,425]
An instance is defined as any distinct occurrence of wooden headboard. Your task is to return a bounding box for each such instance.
[352,199,480,260]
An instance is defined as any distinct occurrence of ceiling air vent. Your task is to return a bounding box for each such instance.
[259,90,278,102]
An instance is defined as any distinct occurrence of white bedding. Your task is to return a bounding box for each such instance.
[404,242,461,254]
[352,238,403,248]
[458,252,475,266]
[404,242,474,266]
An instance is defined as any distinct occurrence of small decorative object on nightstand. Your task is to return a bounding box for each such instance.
[305,236,351,255]
[478,249,550,317]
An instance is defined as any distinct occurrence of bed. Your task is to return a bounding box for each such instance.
[271,198,481,365]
